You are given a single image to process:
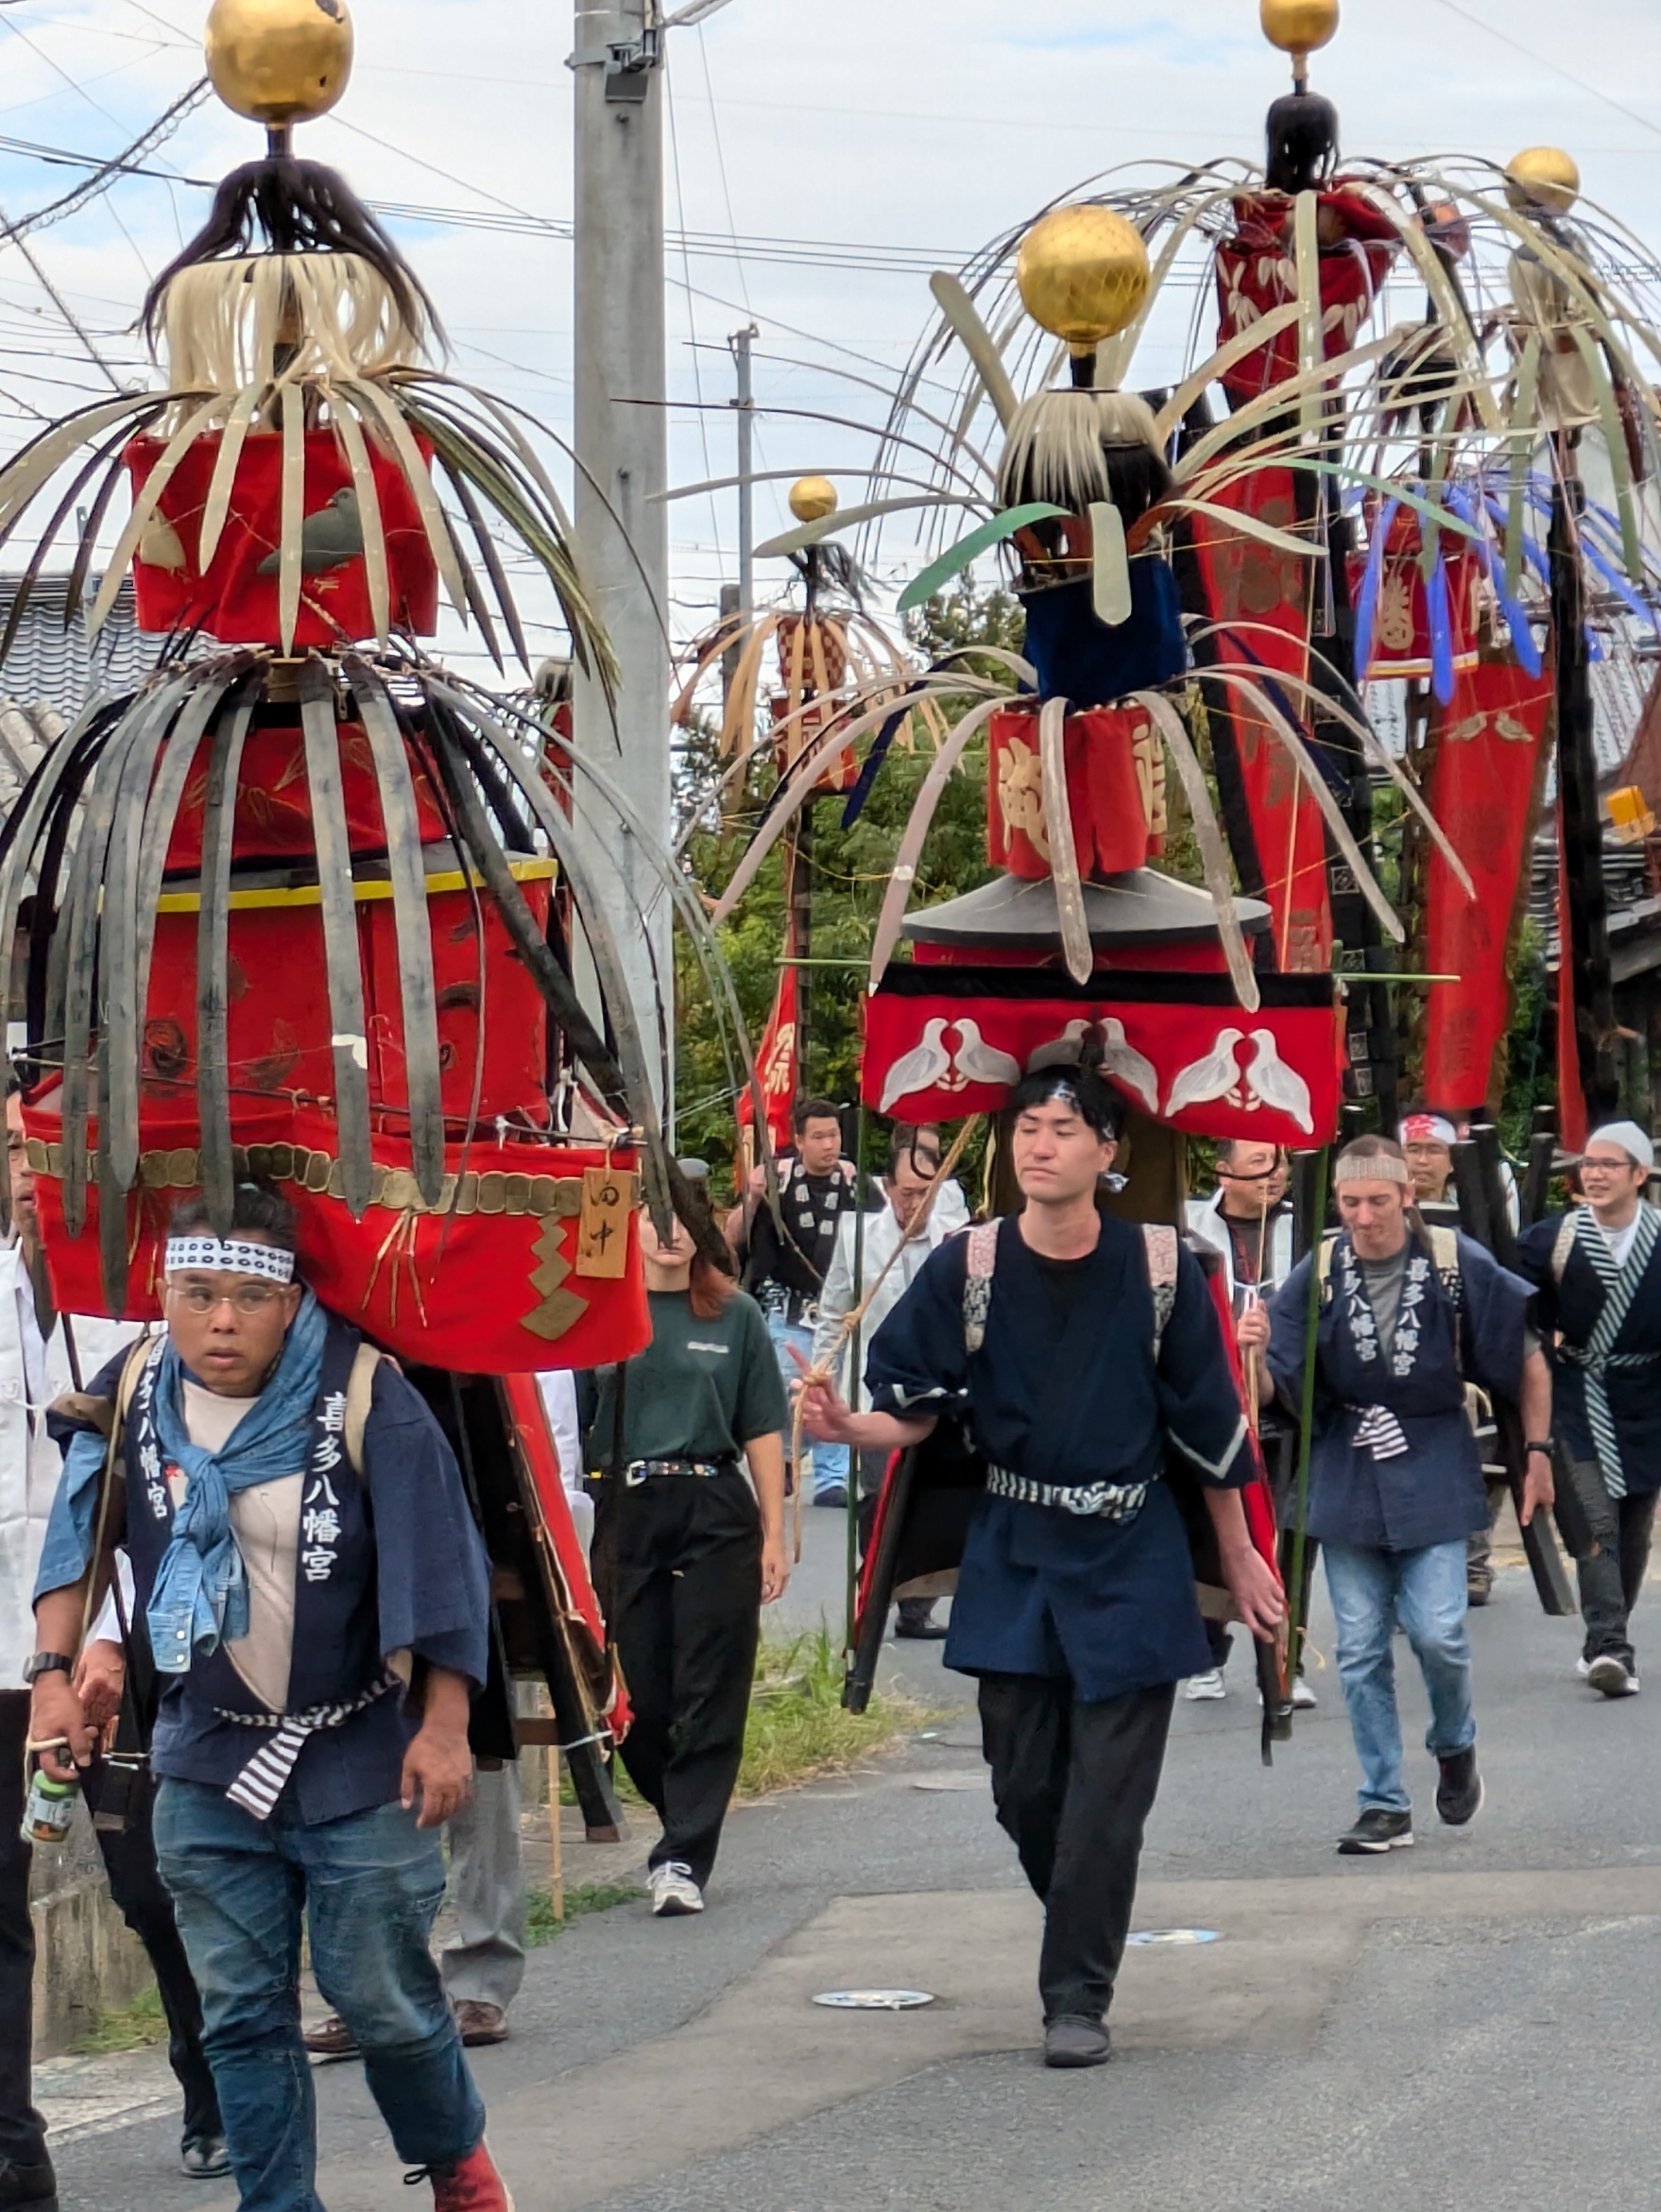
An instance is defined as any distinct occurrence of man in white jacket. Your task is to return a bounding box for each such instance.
[812,1133,965,1639]
[0,1082,137,2206]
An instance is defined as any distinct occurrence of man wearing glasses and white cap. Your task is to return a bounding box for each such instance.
[26,1183,512,2212]
[1519,1122,1661,1700]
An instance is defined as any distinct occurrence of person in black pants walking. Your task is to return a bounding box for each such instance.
[72,1579,226,2178]
[586,1173,790,1917]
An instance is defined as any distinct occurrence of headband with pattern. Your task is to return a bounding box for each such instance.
[1333,1153,1412,1188]
[163,1237,297,1285]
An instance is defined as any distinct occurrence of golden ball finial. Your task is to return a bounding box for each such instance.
[1260,0,1340,60]
[1504,146,1580,215]
[205,0,354,126]
[789,475,838,524]
[1016,206,1150,355]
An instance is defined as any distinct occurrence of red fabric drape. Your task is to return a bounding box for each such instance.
[1421,660,1552,1110]
[1187,467,1333,970]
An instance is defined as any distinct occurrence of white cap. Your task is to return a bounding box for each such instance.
[1586,1121,1655,1172]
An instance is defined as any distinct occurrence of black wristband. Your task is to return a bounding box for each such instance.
[1525,1441,1552,1457]
[22,1652,73,1685]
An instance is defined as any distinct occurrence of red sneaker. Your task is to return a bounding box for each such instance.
[411,2142,515,2210]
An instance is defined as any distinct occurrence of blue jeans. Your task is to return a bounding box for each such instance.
[153,1780,485,2212]
[1323,1539,1476,1815]
[766,1311,848,1499]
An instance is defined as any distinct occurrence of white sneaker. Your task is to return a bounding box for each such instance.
[1291,1675,1318,1710]
[648,1860,705,1916]
[1576,1655,1591,1680]
[1587,1655,1640,1698]
[1184,1670,1227,1702]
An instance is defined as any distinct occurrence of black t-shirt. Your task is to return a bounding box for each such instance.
[1031,1249,1095,1329]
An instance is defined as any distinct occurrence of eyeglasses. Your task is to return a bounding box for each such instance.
[167,1281,286,1315]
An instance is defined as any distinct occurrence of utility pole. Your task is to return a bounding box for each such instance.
[570,2,671,1091]
[731,323,758,616]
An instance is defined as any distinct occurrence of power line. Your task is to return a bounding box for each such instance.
[0,125,975,274]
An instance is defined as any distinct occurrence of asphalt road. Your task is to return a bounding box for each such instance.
[44,1508,1661,2212]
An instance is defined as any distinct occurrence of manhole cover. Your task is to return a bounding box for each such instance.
[911,1772,986,1792]
[1126,1929,1221,1946]
[813,1989,936,2011]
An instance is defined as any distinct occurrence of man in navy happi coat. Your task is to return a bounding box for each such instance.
[1517,1120,1661,1699]
[1255,1137,1550,1856]
[28,1184,510,2212]
[797,1068,1284,2069]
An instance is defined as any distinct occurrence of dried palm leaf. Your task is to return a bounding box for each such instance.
[1135,690,1260,1015]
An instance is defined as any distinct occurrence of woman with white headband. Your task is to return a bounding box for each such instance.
[26,1183,513,2212]
[1249,1137,1551,1856]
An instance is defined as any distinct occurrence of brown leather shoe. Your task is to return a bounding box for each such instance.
[300,2013,359,2063]
[452,2000,509,2048]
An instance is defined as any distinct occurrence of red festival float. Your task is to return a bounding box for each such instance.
[0,0,767,1827]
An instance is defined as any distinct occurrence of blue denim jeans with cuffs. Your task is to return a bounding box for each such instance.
[1322,1537,1476,1815]
[764,1309,848,1500]
[153,1779,485,2212]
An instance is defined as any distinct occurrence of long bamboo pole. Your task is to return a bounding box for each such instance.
[1283,1145,1331,1695]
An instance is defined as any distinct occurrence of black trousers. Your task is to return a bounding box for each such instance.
[82,1758,220,2143]
[600,1470,762,1888]
[978,1673,1174,2025]
[1556,1455,1658,1670]
[0,1690,45,2170]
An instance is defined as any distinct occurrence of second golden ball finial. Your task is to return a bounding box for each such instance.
[788,476,838,524]
[205,0,354,127]
[1504,146,1581,215]
[1016,206,1150,356]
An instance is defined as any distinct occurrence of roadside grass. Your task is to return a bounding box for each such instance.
[71,1983,167,2056]
[559,1623,928,1809]
[736,1625,926,1799]
[524,1879,644,1948]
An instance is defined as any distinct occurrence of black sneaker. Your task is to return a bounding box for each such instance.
[1466,1573,1493,1608]
[0,2156,57,2207]
[1043,2015,1111,2067]
[1336,1808,1413,1855]
[1435,1746,1484,1826]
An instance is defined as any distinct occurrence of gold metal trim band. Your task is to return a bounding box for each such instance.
[25,1137,638,1223]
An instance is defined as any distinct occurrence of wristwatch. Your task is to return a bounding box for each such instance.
[22,1653,73,1686]
[1525,1441,1553,1458]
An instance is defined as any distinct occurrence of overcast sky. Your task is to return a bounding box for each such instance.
[0,0,1658,662]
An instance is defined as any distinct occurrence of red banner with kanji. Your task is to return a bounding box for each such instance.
[1421,660,1552,1112]
[1188,466,1333,971]
[740,945,799,1159]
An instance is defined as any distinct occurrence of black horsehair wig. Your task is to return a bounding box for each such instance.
[141,155,443,352]
[1265,92,1340,195]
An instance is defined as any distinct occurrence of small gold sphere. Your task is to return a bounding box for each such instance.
[1259,0,1340,57]
[788,475,838,524]
[1504,146,1581,215]
[1016,206,1150,352]
[205,0,354,126]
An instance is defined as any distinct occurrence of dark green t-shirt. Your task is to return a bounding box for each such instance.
[582,1288,788,1468]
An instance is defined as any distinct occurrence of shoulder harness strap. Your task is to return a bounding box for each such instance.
[1141,1224,1179,1361]
[1426,1224,1464,1310]
[343,1340,385,1479]
[961,1219,1000,1355]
